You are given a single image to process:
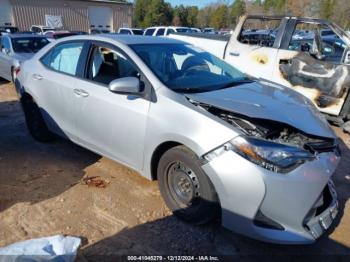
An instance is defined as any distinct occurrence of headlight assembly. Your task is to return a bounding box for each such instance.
[204,136,316,173]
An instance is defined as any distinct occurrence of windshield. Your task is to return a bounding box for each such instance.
[11,37,50,53]
[131,43,248,93]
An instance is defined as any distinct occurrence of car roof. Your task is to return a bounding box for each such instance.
[3,34,48,39]
[62,34,186,45]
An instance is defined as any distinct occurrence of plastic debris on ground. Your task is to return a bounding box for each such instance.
[0,235,81,262]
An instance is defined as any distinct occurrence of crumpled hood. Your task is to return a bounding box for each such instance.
[186,81,335,138]
[13,52,34,62]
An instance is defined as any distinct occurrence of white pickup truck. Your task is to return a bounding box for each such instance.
[169,15,350,132]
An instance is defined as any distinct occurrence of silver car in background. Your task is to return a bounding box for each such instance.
[0,34,49,82]
[16,35,341,244]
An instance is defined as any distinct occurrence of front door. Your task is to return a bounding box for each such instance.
[272,19,350,117]
[73,43,150,170]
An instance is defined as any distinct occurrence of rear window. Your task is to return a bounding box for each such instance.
[11,37,49,53]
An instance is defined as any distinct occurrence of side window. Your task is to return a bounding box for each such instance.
[166,28,175,35]
[238,18,281,47]
[289,22,346,63]
[145,29,155,36]
[41,42,84,75]
[156,28,165,36]
[87,45,139,85]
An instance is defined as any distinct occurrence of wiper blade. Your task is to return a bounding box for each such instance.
[171,87,209,93]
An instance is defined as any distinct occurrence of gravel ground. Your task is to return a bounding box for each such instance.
[0,79,349,261]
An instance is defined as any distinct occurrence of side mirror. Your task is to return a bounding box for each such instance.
[108,77,142,95]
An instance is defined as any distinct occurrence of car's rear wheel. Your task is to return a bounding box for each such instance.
[21,98,54,142]
[157,145,220,224]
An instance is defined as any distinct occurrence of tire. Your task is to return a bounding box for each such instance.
[21,98,54,142]
[157,145,220,224]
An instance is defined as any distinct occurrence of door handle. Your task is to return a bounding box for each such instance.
[32,74,43,80]
[74,88,89,97]
[229,52,240,57]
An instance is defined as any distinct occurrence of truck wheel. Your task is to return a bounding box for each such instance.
[157,145,220,224]
[343,121,350,134]
[21,98,54,142]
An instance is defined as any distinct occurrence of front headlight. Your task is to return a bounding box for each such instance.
[204,136,315,173]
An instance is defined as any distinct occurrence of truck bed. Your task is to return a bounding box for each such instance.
[168,33,229,59]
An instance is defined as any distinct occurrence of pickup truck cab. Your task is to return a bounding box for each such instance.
[169,16,350,131]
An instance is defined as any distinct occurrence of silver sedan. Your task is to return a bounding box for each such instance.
[16,35,340,244]
[0,34,49,82]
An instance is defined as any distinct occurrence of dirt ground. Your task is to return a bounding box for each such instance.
[0,79,350,261]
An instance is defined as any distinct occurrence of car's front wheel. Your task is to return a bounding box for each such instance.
[21,98,54,142]
[157,145,220,224]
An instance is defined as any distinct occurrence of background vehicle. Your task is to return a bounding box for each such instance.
[16,35,340,244]
[118,28,144,35]
[44,31,79,41]
[0,26,19,36]
[202,28,216,34]
[190,27,201,33]
[143,26,189,36]
[91,28,111,34]
[169,15,350,132]
[30,25,57,35]
[0,34,49,82]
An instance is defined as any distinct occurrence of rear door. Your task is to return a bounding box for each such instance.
[272,19,350,117]
[31,41,86,140]
[225,17,286,80]
[73,42,150,169]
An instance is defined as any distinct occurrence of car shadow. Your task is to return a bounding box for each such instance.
[79,207,350,261]
[0,100,101,212]
[80,137,350,261]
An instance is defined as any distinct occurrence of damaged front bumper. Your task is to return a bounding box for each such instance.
[202,147,340,244]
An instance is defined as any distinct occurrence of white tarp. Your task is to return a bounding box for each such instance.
[45,15,63,28]
[0,235,81,262]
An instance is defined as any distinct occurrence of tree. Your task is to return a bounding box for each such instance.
[230,0,246,25]
[210,4,229,29]
[133,0,151,27]
[320,0,334,19]
[173,5,188,26]
[143,0,173,27]
[187,6,199,27]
